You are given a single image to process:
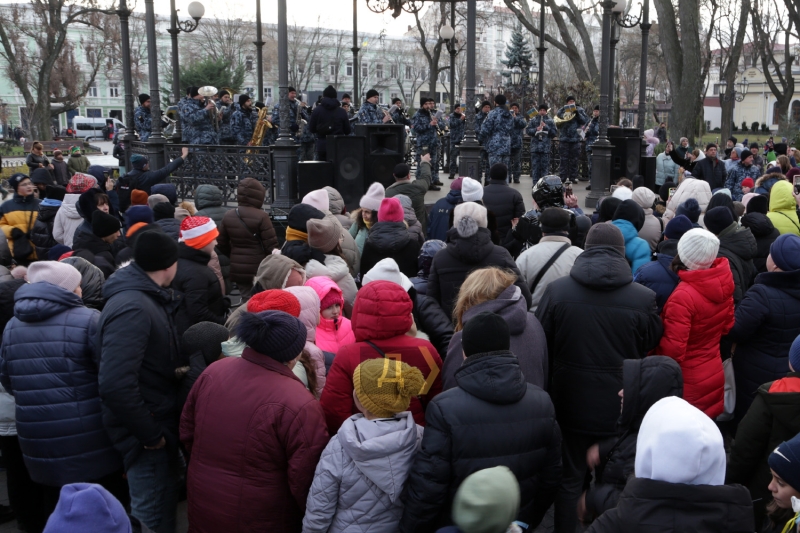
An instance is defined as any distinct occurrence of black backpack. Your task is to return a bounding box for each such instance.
[116,172,139,213]
[315,117,334,137]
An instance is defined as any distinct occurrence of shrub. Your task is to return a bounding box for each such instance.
[751,122,760,133]
[742,121,749,132]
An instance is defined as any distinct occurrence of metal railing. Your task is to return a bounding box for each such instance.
[130,141,274,206]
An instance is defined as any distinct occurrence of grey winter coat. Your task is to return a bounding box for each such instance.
[303,412,422,533]
[443,285,548,391]
[194,185,228,229]
[325,187,353,230]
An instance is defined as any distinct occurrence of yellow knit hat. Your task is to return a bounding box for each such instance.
[353,358,426,418]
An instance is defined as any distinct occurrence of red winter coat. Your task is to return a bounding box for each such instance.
[654,257,735,418]
[319,280,443,434]
[180,349,329,533]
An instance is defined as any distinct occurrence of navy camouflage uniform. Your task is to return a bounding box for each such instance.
[134,105,152,142]
[411,109,440,182]
[178,96,219,145]
[556,104,589,182]
[298,104,316,162]
[448,112,465,176]
[476,110,490,179]
[230,104,259,146]
[526,115,558,183]
[509,111,527,182]
[216,101,235,145]
[478,106,514,171]
[584,116,600,180]
[271,99,309,158]
[356,102,386,125]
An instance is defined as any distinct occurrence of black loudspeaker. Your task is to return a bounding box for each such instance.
[327,136,366,211]
[608,128,642,180]
[297,161,334,199]
[354,124,405,157]
[640,155,657,192]
[366,153,403,190]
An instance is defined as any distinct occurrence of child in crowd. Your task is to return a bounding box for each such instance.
[303,358,425,533]
[435,467,523,533]
[177,321,230,406]
[742,177,754,196]
[305,276,355,354]
[765,434,800,533]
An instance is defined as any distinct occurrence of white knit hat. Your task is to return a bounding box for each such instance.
[677,228,719,271]
[612,186,633,201]
[362,258,413,291]
[27,261,82,293]
[453,202,488,237]
[460,177,484,203]
[360,182,385,211]
[302,189,329,213]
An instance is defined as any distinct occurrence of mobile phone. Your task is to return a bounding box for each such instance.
[794,176,800,195]
[668,187,677,199]
[565,183,573,196]
[610,185,619,193]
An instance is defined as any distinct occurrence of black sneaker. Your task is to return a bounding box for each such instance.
[0,504,14,525]
[513,178,520,184]
[586,184,592,190]
[448,173,455,179]
[432,180,444,186]
[428,184,441,191]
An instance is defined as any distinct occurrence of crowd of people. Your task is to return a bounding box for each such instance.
[3,111,800,533]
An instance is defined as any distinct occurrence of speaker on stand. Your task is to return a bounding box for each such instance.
[355,124,405,189]
[327,136,366,212]
[297,161,335,199]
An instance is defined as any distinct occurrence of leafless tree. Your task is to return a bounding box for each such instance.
[652,0,712,144]
[503,0,600,83]
[711,0,751,142]
[0,0,117,140]
[751,0,797,132]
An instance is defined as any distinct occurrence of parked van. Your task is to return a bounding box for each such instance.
[73,116,126,140]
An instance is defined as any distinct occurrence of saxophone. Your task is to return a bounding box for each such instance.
[248,106,272,150]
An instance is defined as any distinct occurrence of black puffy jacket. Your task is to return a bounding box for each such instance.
[72,231,121,279]
[414,293,453,358]
[585,357,684,517]
[428,226,531,320]
[194,185,227,229]
[716,223,757,304]
[399,352,562,533]
[172,243,227,336]
[359,221,420,279]
[728,268,800,421]
[740,212,779,274]
[535,246,663,437]
[97,263,184,470]
[31,203,59,260]
[308,97,351,153]
[481,179,525,240]
[60,256,106,310]
[587,477,753,533]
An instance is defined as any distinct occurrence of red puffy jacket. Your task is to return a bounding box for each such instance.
[180,349,329,533]
[319,280,443,434]
[654,257,735,418]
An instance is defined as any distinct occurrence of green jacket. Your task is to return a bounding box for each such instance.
[67,154,91,174]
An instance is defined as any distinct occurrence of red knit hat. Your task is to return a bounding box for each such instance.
[179,216,219,250]
[319,285,344,310]
[741,177,755,188]
[66,173,97,193]
[247,289,301,316]
[378,197,404,223]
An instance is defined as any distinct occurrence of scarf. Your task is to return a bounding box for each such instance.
[285,227,308,242]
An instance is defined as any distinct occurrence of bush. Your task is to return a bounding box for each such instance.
[712,127,721,133]
[653,143,666,157]
[761,123,770,133]
[751,122,760,133]
[732,124,739,132]
[742,121,749,132]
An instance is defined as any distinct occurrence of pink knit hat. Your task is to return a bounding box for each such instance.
[378,197,404,223]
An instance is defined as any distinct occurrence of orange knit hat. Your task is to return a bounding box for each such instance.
[179,216,219,249]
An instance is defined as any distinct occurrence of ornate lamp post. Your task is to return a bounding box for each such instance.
[144,0,166,167]
[439,13,457,112]
[167,0,204,140]
[586,0,626,208]
[719,78,748,102]
[272,0,298,209]
[117,0,136,171]
[537,0,546,104]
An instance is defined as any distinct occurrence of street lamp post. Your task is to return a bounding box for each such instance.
[144,0,166,168]
[255,0,264,102]
[719,78,748,102]
[167,0,204,140]
[608,18,620,125]
[439,5,457,113]
[272,0,299,209]
[636,0,651,136]
[537,0,546,104]
[586,0,624,208]
[352,0,360,109]
[458,0,482,178]
[117,0,136,172]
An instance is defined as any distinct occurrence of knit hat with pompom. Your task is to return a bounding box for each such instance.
[353,358,426,417]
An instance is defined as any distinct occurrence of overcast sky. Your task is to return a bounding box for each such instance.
[129,0,423,36]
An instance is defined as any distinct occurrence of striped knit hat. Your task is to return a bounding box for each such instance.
[179,216,219,250]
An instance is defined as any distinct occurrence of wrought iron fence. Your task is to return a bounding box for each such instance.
[130,141,273,206]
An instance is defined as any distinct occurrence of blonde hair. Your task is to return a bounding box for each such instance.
[777,155,791,174]
[453,267,517,331]
[32,141,43,151]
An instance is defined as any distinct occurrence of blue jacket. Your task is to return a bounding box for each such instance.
[449,113,465,143]
[134,105,152,142]
[634,253,679,314]
[510,113,527,150]
[0,282,122,486]
[725,161,760,201]
[178,96,218,145]
[585,116,600,148]
[428,190,462,242]
[411,108,440,147]
[526,115,558,153]
[230,104,259,146]
[612,219,652,274]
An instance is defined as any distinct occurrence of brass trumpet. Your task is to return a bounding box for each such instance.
[554,103,578,126]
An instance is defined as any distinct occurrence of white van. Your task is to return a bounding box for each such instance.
[73,116,126,140]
